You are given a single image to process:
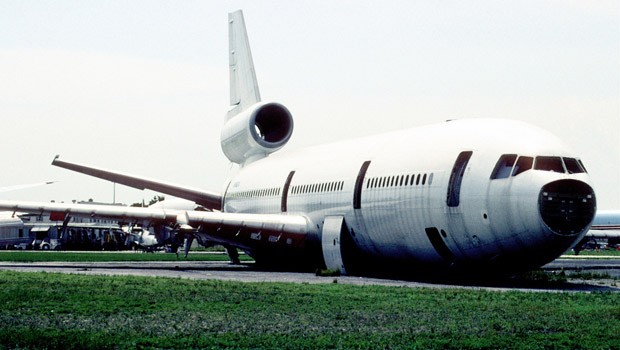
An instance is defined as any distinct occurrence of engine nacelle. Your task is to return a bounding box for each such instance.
[221,102,293,164]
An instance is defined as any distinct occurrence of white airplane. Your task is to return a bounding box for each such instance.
[0,10,597,276]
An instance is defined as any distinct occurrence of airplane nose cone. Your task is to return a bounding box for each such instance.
[539,179,596,235]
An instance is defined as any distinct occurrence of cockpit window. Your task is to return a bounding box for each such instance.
[490,154,517,179]
[491,155,585,178]
[578,159,588,173]
[563,157,585,174]
[534,156,564,172]
[512,156,533,176]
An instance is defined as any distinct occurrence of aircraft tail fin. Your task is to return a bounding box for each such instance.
[226,10,261,120]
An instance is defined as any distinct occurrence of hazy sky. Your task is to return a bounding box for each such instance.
[0,1,618,209]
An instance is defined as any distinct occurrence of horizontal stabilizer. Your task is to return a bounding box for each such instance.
[52,156,222,210]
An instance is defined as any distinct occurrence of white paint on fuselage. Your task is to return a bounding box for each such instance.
[223,118,594,270]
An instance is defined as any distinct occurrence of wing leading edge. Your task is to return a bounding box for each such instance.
[52,156,222,210]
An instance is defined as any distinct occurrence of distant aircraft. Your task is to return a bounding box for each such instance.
[589,210,620,234]
[0,10,597,277]
[576,210,620,251]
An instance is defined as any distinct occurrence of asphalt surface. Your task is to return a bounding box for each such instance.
[543,256,620,277]
[1,257,619,292]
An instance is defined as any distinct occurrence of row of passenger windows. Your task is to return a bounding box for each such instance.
[229,171,436,199]
[366,173,434,189]
[491,154,587,180]
[228,187,281,199]
[291,181,345,195]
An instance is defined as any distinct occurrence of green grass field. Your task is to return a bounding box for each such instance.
[0,271,618,349]
[0,248,615,264]
[0,251,251,262]
[570,249,620,257]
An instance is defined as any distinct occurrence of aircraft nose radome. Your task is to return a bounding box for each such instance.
[539,179,596,235]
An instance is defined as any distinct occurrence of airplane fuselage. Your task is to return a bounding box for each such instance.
[221,118,596,274]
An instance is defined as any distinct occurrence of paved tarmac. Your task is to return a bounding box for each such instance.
[1,257,619,292]
[543,256,620,277]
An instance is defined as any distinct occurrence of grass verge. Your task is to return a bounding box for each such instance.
[567,249,620,257]
[0,251,252,262]
[0,271,618,349]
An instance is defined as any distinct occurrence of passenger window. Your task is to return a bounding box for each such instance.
[534,156,565,173]
[512,156,533,176]
[490,154,517,179]
[563,157,585,174]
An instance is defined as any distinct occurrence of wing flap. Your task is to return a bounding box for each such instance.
[177,210,310,252]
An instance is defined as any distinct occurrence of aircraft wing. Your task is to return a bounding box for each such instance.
[0,200,180,224]
[0,200,310,248]
[52,156,222,210]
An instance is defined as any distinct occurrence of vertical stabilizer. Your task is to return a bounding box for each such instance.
[220,10,294,165]
[227,10,261,120]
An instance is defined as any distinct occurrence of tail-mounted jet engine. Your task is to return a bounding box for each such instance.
[221,102,293,164]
